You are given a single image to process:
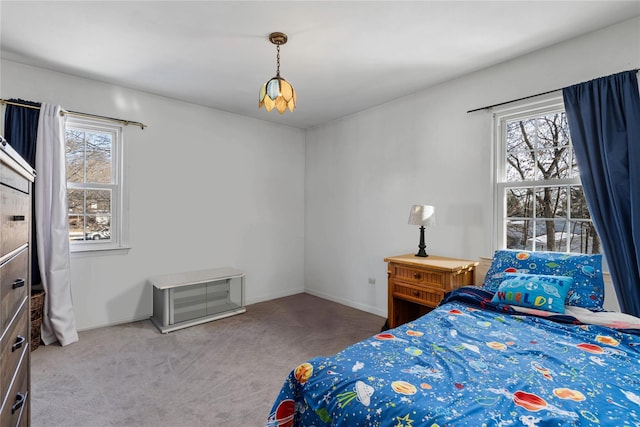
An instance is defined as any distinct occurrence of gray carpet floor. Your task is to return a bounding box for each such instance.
[30,293,385,427]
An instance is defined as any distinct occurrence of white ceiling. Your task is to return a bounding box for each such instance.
[1,1,639,129]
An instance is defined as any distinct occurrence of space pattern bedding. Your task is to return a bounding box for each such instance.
[266,287,640,427]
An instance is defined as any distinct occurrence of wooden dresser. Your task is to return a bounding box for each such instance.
[385,254,477,328]
[0,142,35,426]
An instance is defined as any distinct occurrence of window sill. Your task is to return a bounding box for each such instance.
[70,245,131,257]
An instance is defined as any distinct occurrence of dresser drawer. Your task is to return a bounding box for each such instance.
[0,249,29,332]
[0,163,30,195]
[0,301,29,398]
[393,283,445,307]
[0,356,29,427]
[0,185,30,257]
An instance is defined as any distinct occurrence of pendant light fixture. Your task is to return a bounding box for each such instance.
[259,32,296,114]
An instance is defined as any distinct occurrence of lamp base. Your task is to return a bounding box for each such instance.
[414,225,429,257]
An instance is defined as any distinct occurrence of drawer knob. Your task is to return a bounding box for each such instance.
[12,278,25,289]
[12,335,26,352]
[11,392,25,414]
[412,290,419,297]
[413,273,421,279]
[11,215,26,221]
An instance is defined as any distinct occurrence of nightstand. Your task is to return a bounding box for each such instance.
[385,254,478,328]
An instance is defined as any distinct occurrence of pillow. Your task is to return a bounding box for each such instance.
[483,250,605,310]
[491,273,573,313]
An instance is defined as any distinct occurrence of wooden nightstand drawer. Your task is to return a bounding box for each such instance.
[392,266,446,288]
[393,265,425,285]
[423,271,445,287]
[393,283,444,307]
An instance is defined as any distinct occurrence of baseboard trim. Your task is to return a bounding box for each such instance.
[77,314,151,332]
[304,289,387,318]
[245,287,305,306]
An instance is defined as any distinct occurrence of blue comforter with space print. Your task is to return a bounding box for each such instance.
[266,287,640,427]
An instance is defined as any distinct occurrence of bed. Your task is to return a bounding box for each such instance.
[266,250,640,426]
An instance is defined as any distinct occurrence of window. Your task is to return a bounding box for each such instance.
[494,95,600,254]
[65,117,127,252]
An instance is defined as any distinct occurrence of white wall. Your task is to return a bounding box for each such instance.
[305,17,639,316]
[1,61,306,330]
[1,17,637,330]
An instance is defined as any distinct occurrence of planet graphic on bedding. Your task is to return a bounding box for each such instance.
[513,391,548,411]
[580,265,596,276]
[486,341,507,351]
[447,308,474,318]
[391,380,417,395]
[553,388,585,401]
[489,388,579,419]
[575,343,604,354]
[374,333,408,343]
[294,362,313,384]
[595,335,620,346]
[267,399,294,427]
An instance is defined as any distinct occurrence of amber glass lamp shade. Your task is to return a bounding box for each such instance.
[259,76,296,114]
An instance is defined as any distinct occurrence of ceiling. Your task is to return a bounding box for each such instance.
[1,1,639,129]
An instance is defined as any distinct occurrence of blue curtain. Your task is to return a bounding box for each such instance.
[563,70,640,316]
[4,99,40,168]
[3,98,42,286]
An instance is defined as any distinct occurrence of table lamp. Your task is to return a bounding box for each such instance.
[408,205,436,257]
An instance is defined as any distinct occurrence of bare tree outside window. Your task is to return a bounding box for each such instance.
[66,126,113,242]
[502,111,600,254]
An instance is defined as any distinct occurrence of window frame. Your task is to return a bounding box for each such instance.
[65,116,129,254]
[492,93,596,254]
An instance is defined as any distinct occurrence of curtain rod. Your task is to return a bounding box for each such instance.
[0,99,147,129]
[467,68,640,114]
[466,88,561,114]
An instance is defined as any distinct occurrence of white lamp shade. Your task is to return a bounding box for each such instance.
[408,205,436,227]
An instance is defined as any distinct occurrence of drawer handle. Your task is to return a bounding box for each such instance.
[12,335,26,352]
[412,290,419,297]
[413,273,421,279]
[11,215,25,221]
[12,278,25,289]
[11,392,25,414]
